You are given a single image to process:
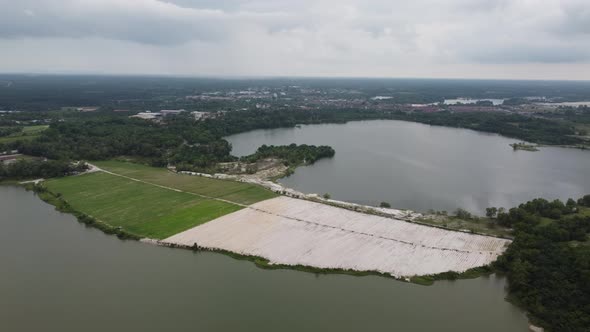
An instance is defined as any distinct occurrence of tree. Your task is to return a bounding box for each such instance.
[492,197,590,331]
[323,193,331,200]
[566,198,578,213]
[578,195,590,207]
[548,208,563,219]
[454,208,473,220]
[485,207,498,218]
[380,202,391,208]
[566,198,577,208]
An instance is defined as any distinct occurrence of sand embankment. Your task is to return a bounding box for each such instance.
[164,196,510,277]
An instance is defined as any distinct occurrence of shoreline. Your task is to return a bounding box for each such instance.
[142,238,495,286]
[4,175,543,330]
[14,181,500,286]
[175,169,513,240]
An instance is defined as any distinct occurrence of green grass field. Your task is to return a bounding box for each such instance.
[0,125,49,143]
[45,172,243,239]
[43,161,277,239]
[93,160,277,205]
[22,125,50,133]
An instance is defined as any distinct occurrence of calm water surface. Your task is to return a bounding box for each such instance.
[0,186,529,331]
[227,120,590,214]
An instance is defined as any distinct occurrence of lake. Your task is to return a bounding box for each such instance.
[227,120,590,215]
[0,185,529,331]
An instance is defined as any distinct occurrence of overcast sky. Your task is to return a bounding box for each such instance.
[0,0,589,80]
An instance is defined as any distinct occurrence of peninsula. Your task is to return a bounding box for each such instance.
[37,161,509,279]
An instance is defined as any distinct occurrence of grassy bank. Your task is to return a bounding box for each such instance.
[163,241,494,286]
[41,161,277,238]
[26,174,499,286]
[24,160,503,286]
[415,214,513,238]
[44,171,243,239]
[30,184,141,240]
[409,266,494,286]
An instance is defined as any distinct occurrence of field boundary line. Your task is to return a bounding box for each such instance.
[90,164,248,207]
[90,164,505,254]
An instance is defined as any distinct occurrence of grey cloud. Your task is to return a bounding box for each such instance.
[0,0,275,45]
[0,0,312,44]
[0,0,589,78]
[465,45,590,64]
[555,3,590,35]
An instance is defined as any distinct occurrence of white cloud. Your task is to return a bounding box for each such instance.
[0,0,588,79]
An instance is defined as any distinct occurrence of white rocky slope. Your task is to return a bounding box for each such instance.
[164,196,510,277]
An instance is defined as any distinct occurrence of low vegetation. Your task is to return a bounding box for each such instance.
[44,171,243,239]
[33,160,277,239]
[379,202,391,208]
[510,142,539,151]
[416,209,513,238]
[94,160,277,205]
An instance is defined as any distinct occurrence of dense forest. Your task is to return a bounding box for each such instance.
[0,159,87,180]
[396,111,583,145]
[241,144,335,166]
[206,108,585,145]
[0,111,345,172]
[493,196,590,332]
[0,108,585,172]
[0,126,23,137]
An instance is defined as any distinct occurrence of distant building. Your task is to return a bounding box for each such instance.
[76,107,100,112]
[160,109,186,116]
[0,150,19,156]
[449,106,500,113]
[0,154,22,165]
[130,111,161,120]
[191,111,207,120]
[190,111,219,121]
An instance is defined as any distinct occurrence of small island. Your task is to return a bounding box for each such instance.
[510,142,539,151]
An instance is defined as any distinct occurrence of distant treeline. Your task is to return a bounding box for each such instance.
[0,108,585,170]
[0,126,23,137]
[394,111,583,145]
[4,75,590,111]
[0,159,87,180]
[0,110,344,170]
[210,108,585,145]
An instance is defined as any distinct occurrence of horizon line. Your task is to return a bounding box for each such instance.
[0,71,589,83]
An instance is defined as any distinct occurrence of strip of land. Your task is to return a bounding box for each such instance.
[43,161,510,278]
[44,161,276,238]
[164,196,510,277]
[93,160,277,205]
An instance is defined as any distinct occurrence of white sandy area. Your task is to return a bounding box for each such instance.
[164,196,510,277]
